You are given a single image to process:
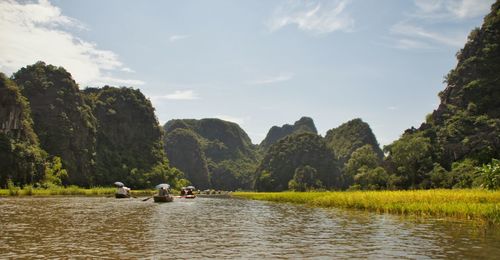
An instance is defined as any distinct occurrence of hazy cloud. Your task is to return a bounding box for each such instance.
[387,0,493,50]
[91,76,145,86]
[413,0,493,20]
[169,34,190,42]
[0,0,141,87]
[268,0,354,35]
[391,22,466,48]
[121,67,135,73]
[247,72,293,85]
[151,90,200,101]
[215,115,246,125]
[394,38,433,50]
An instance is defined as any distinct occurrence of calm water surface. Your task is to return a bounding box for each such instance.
[0,196,499,259]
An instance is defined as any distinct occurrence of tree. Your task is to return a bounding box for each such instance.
[429,163,451,188]
[288,165,323,191]
[384,134,433,189]
[449,159,480,188]
[353,166,389,190]
[344,144,381,187]
[478,159,500,190]
[43,156,68,187]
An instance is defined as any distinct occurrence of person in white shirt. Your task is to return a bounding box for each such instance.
[116,186,130,197]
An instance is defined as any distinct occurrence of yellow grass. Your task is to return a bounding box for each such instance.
[233,190,500,223]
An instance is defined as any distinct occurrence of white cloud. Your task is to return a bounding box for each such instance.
[214,115,246,125]
[247,72,293,85]
[387,106,398,110]
[91,76,145,86]
[391,22,466,48]
[387,0,493,50]
[151,90,200,101]
[0,0,141,87]
[268,0,354,35]
[121,67,135,73]
[169,34,190,42]
[394,38,433,50]
[413,0,493,19]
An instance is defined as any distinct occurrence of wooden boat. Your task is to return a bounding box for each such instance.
[179,186,196,199]
[115,193,130,198]
[153,195,174,203]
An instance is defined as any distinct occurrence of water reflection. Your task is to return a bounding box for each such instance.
[0,197,498,259]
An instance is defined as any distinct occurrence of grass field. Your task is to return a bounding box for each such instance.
[0,186,156,197]
[233,190,500,223]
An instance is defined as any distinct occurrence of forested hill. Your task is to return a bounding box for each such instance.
[13,62,97,186]
[384,1,500,189]
[163,118,259,190]
[325,118,383,165]
[0,73,49,186]
[259,116,317,149]
[0,62,185,189]
[421,0,500,166]
[84,86,179,188]
[1,2,498,191]
[254,132,341,191]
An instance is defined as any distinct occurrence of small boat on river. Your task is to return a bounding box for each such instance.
[180,186,196,199]
[154,183,174,203]
[114,181,131,198]
[115,193,130,199]
[153,195,174,202]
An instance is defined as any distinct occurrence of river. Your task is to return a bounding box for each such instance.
[0,196,499,259]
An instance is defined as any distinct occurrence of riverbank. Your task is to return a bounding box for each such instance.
[233,190,500,224]
[0,186,156,197]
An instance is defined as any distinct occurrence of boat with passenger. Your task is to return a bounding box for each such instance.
[179,186,196,199]
[153,183,174,203]
[114,182,131,198]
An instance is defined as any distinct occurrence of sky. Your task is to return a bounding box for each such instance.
[0,0,495,146]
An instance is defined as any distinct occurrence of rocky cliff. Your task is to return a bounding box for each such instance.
[164,118,258,190]
[260,116,317,149]
[13,62,97,186]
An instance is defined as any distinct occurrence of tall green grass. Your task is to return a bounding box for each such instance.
[233,190,500,223]
[0,186,156,196]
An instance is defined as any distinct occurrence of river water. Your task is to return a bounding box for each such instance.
[0,196,499,259]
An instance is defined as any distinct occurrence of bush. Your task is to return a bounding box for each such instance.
[478,159,500,190]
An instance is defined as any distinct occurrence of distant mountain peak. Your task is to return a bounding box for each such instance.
[260,116,318,149]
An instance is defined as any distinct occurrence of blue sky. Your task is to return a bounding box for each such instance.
[0,0,495,146]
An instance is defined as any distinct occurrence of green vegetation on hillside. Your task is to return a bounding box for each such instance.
[164,128,210,189]
[1,2,499,193]
[0,73,47,186]
[84,86,185,188]
[383,2,500,190]
[254,132,340,191]
[325,118,383,165]
[12,62,97,186]
[1,62,185,189]
[164,118,259,190]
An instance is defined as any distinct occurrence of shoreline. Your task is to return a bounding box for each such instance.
[232,190,500,224]
[0,186,156,197]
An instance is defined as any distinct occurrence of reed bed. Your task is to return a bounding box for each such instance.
[0,186,155,196]
[233,190,500,223]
